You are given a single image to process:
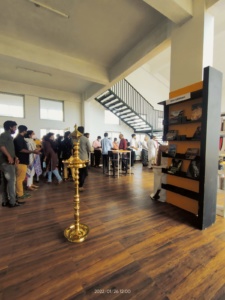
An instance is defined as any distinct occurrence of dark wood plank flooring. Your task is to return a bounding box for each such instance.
[1,163,225,300]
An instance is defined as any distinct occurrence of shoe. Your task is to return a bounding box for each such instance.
[79,187,84,192]
[24,192,31,197]
[31,185,39,188]
[2,202,9,207]
[17,200,26,204]
[17,194,31,200]
[57,180,63,185]
[9,202,21,207]
[27,186,37,191]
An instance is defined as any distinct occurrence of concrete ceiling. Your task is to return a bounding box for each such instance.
[0,0,222,102]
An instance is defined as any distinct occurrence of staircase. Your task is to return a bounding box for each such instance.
[95,79,163,134]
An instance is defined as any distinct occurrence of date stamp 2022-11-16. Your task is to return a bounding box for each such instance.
[94,289,131,294]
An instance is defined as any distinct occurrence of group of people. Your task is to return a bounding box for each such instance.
[0,121,159,208]
[0,121,77,208]
[91,133,158,172]
[0,121,42,207]
[141,135,158,169]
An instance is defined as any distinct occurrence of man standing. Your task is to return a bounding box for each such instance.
[119,133,127,150]
[92,136,101,168]
[14,125,39,199]
[77,126,92,191]
[0,120,23,207]
[101,133,112,174]
[119,133,128,171]
[147,135,157,169]
[130,133,138,166]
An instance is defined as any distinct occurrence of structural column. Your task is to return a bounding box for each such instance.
[170,0,214,91]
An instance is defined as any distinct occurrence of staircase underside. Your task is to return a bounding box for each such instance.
[96,90,153,133]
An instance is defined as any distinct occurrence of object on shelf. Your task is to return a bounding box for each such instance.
[177,135,187,141]
[192,126,201,140]
[187,158,200,179]
[168,158,182,174]
[191,103,202,121]
[169,110,184,124]
[185,148,199,160]
[168,144,177,157]
[166,130,178,141]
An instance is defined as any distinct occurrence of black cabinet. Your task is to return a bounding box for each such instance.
[159,67,222,229]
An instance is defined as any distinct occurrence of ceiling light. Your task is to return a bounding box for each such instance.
[16,67,52,77]
[29,0,69,18]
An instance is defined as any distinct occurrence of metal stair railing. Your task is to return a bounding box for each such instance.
[110,79,163,131]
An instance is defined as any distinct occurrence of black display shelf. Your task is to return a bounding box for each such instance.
[159,67,222,230]
[162,168,199,181]
[161,184,199,201]
[166,118,202,126]
[162,153,200,160]
[163,137,201,142]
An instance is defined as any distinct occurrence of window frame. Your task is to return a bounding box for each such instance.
[39,98,64,122]
[0,92,25,118]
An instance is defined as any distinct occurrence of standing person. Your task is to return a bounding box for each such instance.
[34,137,43,182]
[55,134,63,176]
[24,130,41,191]
[112,137,119,150]
[14,125,40,199]
[42,132,63,184]
[92,136,101,168]
[141,135,148,167]
[101,132,113,174]
[0,120,24,207]
[61,131,73,178]
[76,126,92,191]
[130,134,138,167]
[119,133,128,170]
[119,133,127,150]
[147,135,157,169]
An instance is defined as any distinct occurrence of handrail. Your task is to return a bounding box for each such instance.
[110,79,163,131]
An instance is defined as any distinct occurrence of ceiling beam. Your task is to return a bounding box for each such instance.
[143,0,193,25]
[206,0,221,8]
[0,35,109,85]
[83,19,173,101]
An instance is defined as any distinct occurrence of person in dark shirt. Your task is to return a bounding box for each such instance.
[14,125,39,199]
[61,131,73,178]
[0,120,22,207]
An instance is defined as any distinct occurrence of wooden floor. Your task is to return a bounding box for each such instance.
[1,163,225,300]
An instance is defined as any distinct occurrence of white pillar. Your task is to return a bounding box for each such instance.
[170,0,214,91]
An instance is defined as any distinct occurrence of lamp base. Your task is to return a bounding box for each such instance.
[64,223,89,243]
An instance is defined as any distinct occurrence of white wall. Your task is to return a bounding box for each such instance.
[126,67,169,111]
[84,100,134,145]
[0,80,81,138]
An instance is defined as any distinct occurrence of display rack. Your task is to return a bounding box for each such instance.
[159,66,222,229]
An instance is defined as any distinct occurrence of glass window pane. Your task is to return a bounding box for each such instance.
[0,93,24,118]
[40,99,63,121]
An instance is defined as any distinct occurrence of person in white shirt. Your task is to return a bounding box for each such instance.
[130,134,138,166]
[147,135,158,169]
[92,136,101,168]
[141,135,148,167]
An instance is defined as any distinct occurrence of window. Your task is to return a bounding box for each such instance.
[158,117,163,129]
[107,131,120,141]
[104,110,119,125]
[40,99,64,121]
[0,93,24,118]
